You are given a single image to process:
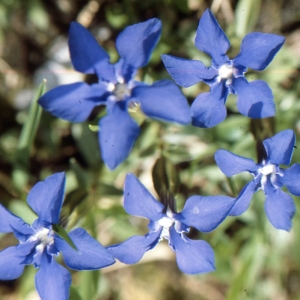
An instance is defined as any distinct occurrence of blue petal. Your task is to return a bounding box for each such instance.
[263,129,295,165]
[264,181,295,231]
[107,230,161,264]
[229,180,257,216]
[234,77,275,118]
[161,55,218,87]
[35,253,71,300]
[0,204,34,235]
[233,32,285,71]
[27,172,65,225]
[169,226,215,274]
[55,228,115,270]
[176,195,235,232]
[0,246,26,280]
[116,18,161,69]
[215,149,258,177]
[99,102,140,169]
[191,82,228,128]
[68,22,116,81]
[38,82,107,123]
[195,9,230,67]
[133,79,190,124]
[282,164,300,196]
[123,173,164,221]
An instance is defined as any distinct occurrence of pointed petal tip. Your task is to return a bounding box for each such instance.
[195,9,230,66]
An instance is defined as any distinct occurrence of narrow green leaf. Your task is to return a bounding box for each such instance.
[235,0,261,37]
[70,287,83,300]
[79,270,100,300]
[70,158,89,188]
[72,123,102,168]
[13,80,46,189]
[17,80,45,154]
[52,224,77,251]
[152,156,179,197]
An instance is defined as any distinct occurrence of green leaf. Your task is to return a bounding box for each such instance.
[72,122,102,168]
[152,156,179,197]
[13,80,46,189]
[17,80,45,156]
[79,270,100,300]
[70,287,83,300]
[235,0,261,37]
[52,224,77,251]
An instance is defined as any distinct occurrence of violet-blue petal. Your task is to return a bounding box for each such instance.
[215,149,258,177]
[0,246,26,280]
[38,82,108,122]
[195,9,230,67]
[107,230,161,264]
[229,180,258,216]
[0,204,34,235]
[133,79,190,124]
[169,226,215,274]
[161,55,218,87]
[282,164,300,196]
[68,22,115,82]
[99,102,140,169]
[263,129,295,165]
[264,181,295,231]
[35,253,71,300]
[116,18,161,69]
[191,81,228,128]
[55,228,115,270]
[233,33,285,71]
[124,173,164,221]
[176,195,235,232]
[27,172,65,225]
[234,77,275,118]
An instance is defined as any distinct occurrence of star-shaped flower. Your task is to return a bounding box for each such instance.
[107,173,235,274]
[38,19,190,169]
[0,173,115,300]
[215,129,300,231]
[162,9,285,128]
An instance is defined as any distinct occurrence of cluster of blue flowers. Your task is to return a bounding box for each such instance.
[1,9,298,300]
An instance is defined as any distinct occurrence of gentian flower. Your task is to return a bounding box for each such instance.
[38,19,190,169]
[0,172,115,300]
[107,173,235,274]
[161,9,285,128]
[215,129,300,231]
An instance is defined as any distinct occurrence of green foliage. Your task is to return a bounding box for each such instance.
[1,0,300,299]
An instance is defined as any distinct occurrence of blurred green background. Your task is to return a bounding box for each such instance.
[1,0,300,299]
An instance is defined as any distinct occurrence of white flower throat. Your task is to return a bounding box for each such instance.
[107,82,131,101]
[31,228,54,253]
[113,83,131,100]
[219,64,233,80]
[159,216,174,240]
[258,163,277,189]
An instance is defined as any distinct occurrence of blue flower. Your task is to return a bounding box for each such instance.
[215,129,300,231]
[107,173,235,274]
[0,172,115,300]
[161,9,285,128]
[38,19,190,169]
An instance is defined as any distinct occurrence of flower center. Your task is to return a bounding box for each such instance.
[37,227,54,245]
[260,163,276,176]
[112,83,131,101]
[219,64,233,80]
[158,216,174,240]
[258,163,278,189]
[158,216,174,228]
